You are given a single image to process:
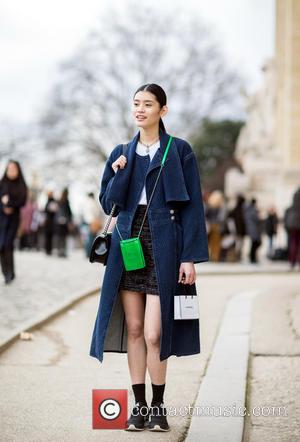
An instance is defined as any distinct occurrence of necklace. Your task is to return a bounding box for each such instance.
[139,137,159,154]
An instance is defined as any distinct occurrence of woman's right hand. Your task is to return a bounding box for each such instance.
[112,155,127,173]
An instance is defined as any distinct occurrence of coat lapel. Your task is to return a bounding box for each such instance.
[158,131,190,203]
[107,129,190,209]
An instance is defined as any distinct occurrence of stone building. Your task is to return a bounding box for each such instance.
[226,0,300,216]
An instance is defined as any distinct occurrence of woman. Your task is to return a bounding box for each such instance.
[0,160,27,284]
[89,84,209,432]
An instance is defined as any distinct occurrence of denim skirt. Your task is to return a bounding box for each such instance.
[119,204,159,295]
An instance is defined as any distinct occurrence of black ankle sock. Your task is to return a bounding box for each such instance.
[151,382,165,406]
[132,383,147,405]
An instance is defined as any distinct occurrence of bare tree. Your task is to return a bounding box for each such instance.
[0,121,22,158]
[0,120,38,163]
[39,1,242,160]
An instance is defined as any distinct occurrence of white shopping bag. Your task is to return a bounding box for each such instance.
[174,295,199,320]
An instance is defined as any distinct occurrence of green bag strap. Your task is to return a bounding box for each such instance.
[161,134,173,166]
[116,135,173,241]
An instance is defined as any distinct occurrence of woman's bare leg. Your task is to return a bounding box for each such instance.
[120,289,147,384]
[144,294,167,384]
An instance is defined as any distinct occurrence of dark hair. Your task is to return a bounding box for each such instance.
[60,187,69,203]
[133,83,167,133]
[236,194,245,206]
[0,159,27,203]
[1,160,27,188]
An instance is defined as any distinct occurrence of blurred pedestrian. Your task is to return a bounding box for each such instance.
[44,190,58,255]
[19,190,38,250]
[287,187,300,269]
[264,206,278,258]
[206,190,227,262]
[220,216,237,262]
[244,198,262,264]
[228,194,246,261]
[284,205,293,255]
[30,202,42,250]
[55,188,73,257]
[0,160,27,284]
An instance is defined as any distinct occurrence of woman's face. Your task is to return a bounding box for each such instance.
[132,90,167,130]
[6,162,19,180]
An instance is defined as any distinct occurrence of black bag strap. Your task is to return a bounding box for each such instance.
[102,143,128,235]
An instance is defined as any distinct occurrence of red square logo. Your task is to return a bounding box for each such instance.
[92,389,128,429]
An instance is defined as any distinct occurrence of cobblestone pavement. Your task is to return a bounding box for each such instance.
[0,250,103,348]
[243,278,300,442]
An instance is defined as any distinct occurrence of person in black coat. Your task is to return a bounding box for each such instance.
[287,187,300,269]
[44,190,58,255]
[0,160,27,284]
[228,194,246,261]
[55,188,73,257]
[243,198,262,264]
[264,206,278,257]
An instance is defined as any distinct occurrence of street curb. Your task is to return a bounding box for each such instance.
[196,266,290,275]
[0,286,100,356]
[186,289,260,442]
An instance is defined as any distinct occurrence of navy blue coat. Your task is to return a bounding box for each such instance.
[89,129,209,364]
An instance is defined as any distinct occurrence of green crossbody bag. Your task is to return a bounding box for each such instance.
[115,135,173,271]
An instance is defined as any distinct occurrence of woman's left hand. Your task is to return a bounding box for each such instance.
[1,194,9,205]
[178,262,196,285]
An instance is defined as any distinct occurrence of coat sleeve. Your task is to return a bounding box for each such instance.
[99,146,122,216]
[7,186,27,209]
[179,151,209,264]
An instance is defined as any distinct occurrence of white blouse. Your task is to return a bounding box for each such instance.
[136,140,160,204]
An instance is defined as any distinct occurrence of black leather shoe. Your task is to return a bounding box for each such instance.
[148,402,170,432]
[125,402,149,431]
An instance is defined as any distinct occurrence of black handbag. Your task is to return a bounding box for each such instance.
[89,143,128,264]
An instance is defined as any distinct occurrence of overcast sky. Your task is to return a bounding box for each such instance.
[0,0,275,125]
